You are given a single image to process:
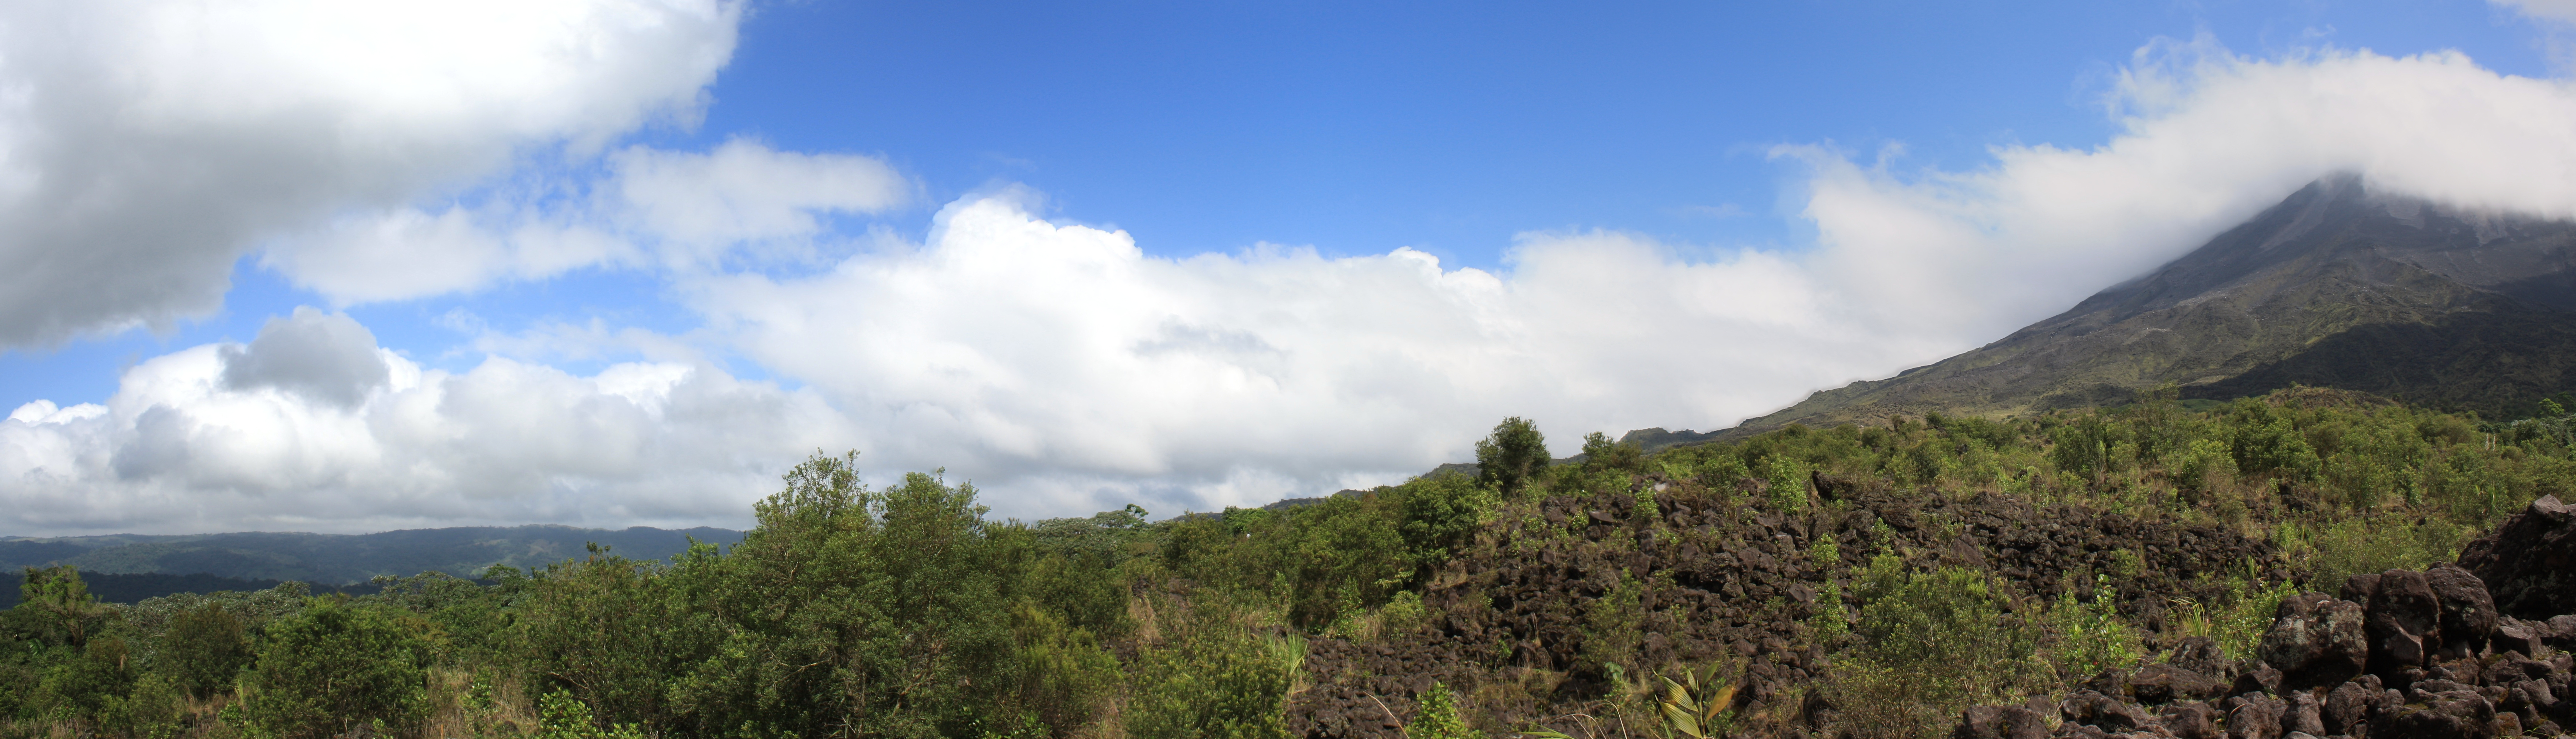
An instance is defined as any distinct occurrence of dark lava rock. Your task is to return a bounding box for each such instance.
[2232,661,2284,698]
[2169,636,2232,679]
[2323,679,2380,735]
[1954,705,2049,739]
[2131,663,2224,704]
[2062,690,2152,732]
[2461,494,2576,620]
[2344,571,2382,605]
[2283,689,2325,736]
[2225,693,2286,739]
[2259,593,2367,690]
[2372,690,2494,739]
[2496,617,2548,657]
[2423,563,2497,654]
[2367,569,2443,674]
[2161,702,2221,739]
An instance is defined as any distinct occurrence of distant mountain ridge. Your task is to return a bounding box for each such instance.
[0,524,741,586]
[1717,175,2576,435]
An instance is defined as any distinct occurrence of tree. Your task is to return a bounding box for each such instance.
[160,601,250,699]
[1580,431,1643,472]
[1474,417,1550,498]
[238,599,432,739]
[21,565,109,647]
[664,452,1020,738]
[1398,473,1497,568]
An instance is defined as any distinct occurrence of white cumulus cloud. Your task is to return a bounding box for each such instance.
[0,308,853,535]
[682,194,1909,517]
[259,138,913,303]
[0,0,744,343]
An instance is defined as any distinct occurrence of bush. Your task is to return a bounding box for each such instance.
[1765,456,1809,510]
[1399,472,1499,567]
[2172,438,2237,501]
[1405,682,1486,739]
[1579,573,1645,683]
[2301,515,2466,595]
[160,600,250,699]
[1832,556,2049,739]
[1125,598,1293,739]
[1581,431,1643,472]
[238,599,433,739]
[538,688,645,739]
[2047,577,2144,681]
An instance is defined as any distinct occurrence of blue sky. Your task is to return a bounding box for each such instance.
[6,0,2576,534]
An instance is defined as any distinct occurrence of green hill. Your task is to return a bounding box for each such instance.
[0,524,740,586]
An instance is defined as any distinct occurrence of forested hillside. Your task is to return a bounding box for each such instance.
[0,526,742,588]
[8,387,2576,738]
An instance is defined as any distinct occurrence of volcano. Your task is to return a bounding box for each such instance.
[1720,174,2576,436]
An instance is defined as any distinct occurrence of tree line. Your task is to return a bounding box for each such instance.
[8,387,2575,738]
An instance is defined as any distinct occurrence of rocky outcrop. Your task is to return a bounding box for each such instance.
[2461,494,2576,620]
[1957,493,2576,739]
[1285,471,2287,738]
[1957,556,2576,739]
[2257,593,2365,690]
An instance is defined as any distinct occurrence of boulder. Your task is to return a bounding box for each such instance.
[2323,679,2379,735]
[2495,617,2548,657]
[2366,569,2442,674]
[2226,694,2286,739]
[2161,702,2221,739]
[2258,593,2368,690]
[2422,564,2497,654]
[2062,690,2152,733]
[2372,691,2495,739]
[2343,572,2382,605]
[2169,636,2232,678]
[2131,663,2224,704]
[2460,494,2576,620]
[2548,614,2576,648]
[2232,661,2283,698]
[2283,690,2324,736]
[1954,705,2050,739]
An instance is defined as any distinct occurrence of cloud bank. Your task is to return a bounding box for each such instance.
[21,5,2576,532]
[3,309,853,534]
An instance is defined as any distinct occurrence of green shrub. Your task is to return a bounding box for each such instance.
[2302,515,2466,595]
[159,601,250,699]
[1580,573,1645,683]
[1765,457,1809,511]
[538,688,646,739]
[1581,431,1644,472]
[2047,576,2143,681]
[238,600,432,739]
[1405,682,1486,739]
[1126,599,1293,739]
[2172,438,2237,501]
[1832,556,2048,739]
[1400,472,1500,566]
[1008,600,1120,735]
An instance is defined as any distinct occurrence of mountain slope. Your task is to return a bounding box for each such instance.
[1725,175,2576,434]
[0,524,741,585]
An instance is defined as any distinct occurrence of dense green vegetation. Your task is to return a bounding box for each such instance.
[7,386,2575,738]
[0,526,739,598]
